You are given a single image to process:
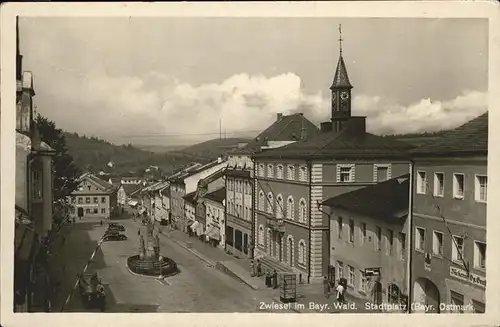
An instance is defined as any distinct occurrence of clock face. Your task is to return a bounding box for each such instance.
[341,91,349,100]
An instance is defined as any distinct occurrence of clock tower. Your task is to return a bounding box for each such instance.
[330,25,353,131]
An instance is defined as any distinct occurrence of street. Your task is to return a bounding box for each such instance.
[54,211,283,313]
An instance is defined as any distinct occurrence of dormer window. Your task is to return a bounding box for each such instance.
[258,164,265,177]
[287,165,295,180]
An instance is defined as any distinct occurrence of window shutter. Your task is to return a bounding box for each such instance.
[350,164,356,182]
[336,164,341,183]
[373,165,378,182]
[387,164,392,179]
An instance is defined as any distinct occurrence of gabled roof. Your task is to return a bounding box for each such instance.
[76,174,117,194]
[203,187,226,204]
[235,113,319,153]
[253,125,413,160]
[411,112,488,156]
[322,174,410,223]
[330,54,352,90]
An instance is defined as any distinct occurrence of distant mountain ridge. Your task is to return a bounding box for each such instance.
[63,132,250,175]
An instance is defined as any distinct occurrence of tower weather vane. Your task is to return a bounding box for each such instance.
[338,24,343,54]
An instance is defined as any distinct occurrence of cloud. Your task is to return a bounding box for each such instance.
[37,70,487,144]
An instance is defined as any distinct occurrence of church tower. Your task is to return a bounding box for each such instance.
[330,24,353,132]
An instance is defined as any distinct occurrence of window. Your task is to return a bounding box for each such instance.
[299,166,307,182]
[399,232,406,260]
[361,223,367,244]
[286,196,295,220]
[434,173,444,197]
[337,217,343,239]
[452,235,464,262]
[416,227,425,251]
[359,270,367,292]
[258,225,264,246]
[267,164,274,178]
[450,291,465,313]
[472,300,485,313]
[337,261,344,279]
[298,240,306,266]
[375,226,382,251]
[259,191,265,211]
[475,175,487,202]
[287,165,295,180]
[101,197,106,203]
[276,194,284,218]
[432,231,444,256]
[349,219,355,243]
[387,230,394,255]
[338,165,354,182]
[86,197,90,204]
[277,165,284,179]
[376,166,389,182]
[474,241,486,269]
[267,193,274,214]
[453,173,465,199]
[85,208,91,214]
[93,208,98,214]
[348,265,355,286]
[417,171,427,194]
[71,207,75,214]
[71,197,76,204]
[258,164,264,177]
[78,197,83,204]
[93,197,98,204]
[298,198,307,223]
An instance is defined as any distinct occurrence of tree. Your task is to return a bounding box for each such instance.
[35,114,82,201]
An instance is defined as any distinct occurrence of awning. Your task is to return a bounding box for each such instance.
[196,223,204,236]
[207,226,221,241]
[128,200,138,207]
[139,208,146,215]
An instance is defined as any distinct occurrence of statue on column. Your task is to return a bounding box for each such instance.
[154,234,160,260]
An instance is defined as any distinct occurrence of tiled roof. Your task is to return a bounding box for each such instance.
[183,191,197,204]
[204,187,226,204]
[253,127,413,159]
[322,174,410,223]
[237,113,320,153]
[411,112,488,156]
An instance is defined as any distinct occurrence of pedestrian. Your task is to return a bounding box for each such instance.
[138,229,141,236]
[272,269,278,289]
[336,280,345,304]
[249,260,255,277]
[323,276,331,299]
[100,220,103,226]
[256,260,262,277]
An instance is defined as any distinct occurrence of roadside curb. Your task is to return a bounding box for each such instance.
[214,261,259,290]
[157,229,215,267]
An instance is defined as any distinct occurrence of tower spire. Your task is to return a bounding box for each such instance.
[330,24,352,90]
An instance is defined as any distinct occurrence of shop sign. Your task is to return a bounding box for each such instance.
[449,266,486,288]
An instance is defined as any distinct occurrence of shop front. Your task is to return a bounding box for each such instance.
[225,214,253,258]
[444,266,486,313]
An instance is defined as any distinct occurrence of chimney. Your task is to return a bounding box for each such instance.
[320,121,333,133]
[276,113,283,121]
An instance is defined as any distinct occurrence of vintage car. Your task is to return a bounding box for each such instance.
[108,223,125,232]
[104,233,127,241]
[78,272,106,311]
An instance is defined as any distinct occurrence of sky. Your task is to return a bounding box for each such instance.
[19,17,488,146]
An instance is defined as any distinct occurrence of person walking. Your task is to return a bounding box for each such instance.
[256,260,262,277]
[272,269,278,289]
[249,260,255,277]
[323,276,331,299]
[336,280,345,304]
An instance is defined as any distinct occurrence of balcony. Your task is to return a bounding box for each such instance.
[266,217,286,233]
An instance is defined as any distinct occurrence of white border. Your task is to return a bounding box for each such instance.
[1,1,500,327]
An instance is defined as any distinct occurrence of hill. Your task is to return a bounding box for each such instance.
[133,144,187,153]
[64,132,212,176]
[175,138,251,159]
[381,131,448,147]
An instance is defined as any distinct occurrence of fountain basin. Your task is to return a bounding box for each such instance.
[127,255,179,277]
